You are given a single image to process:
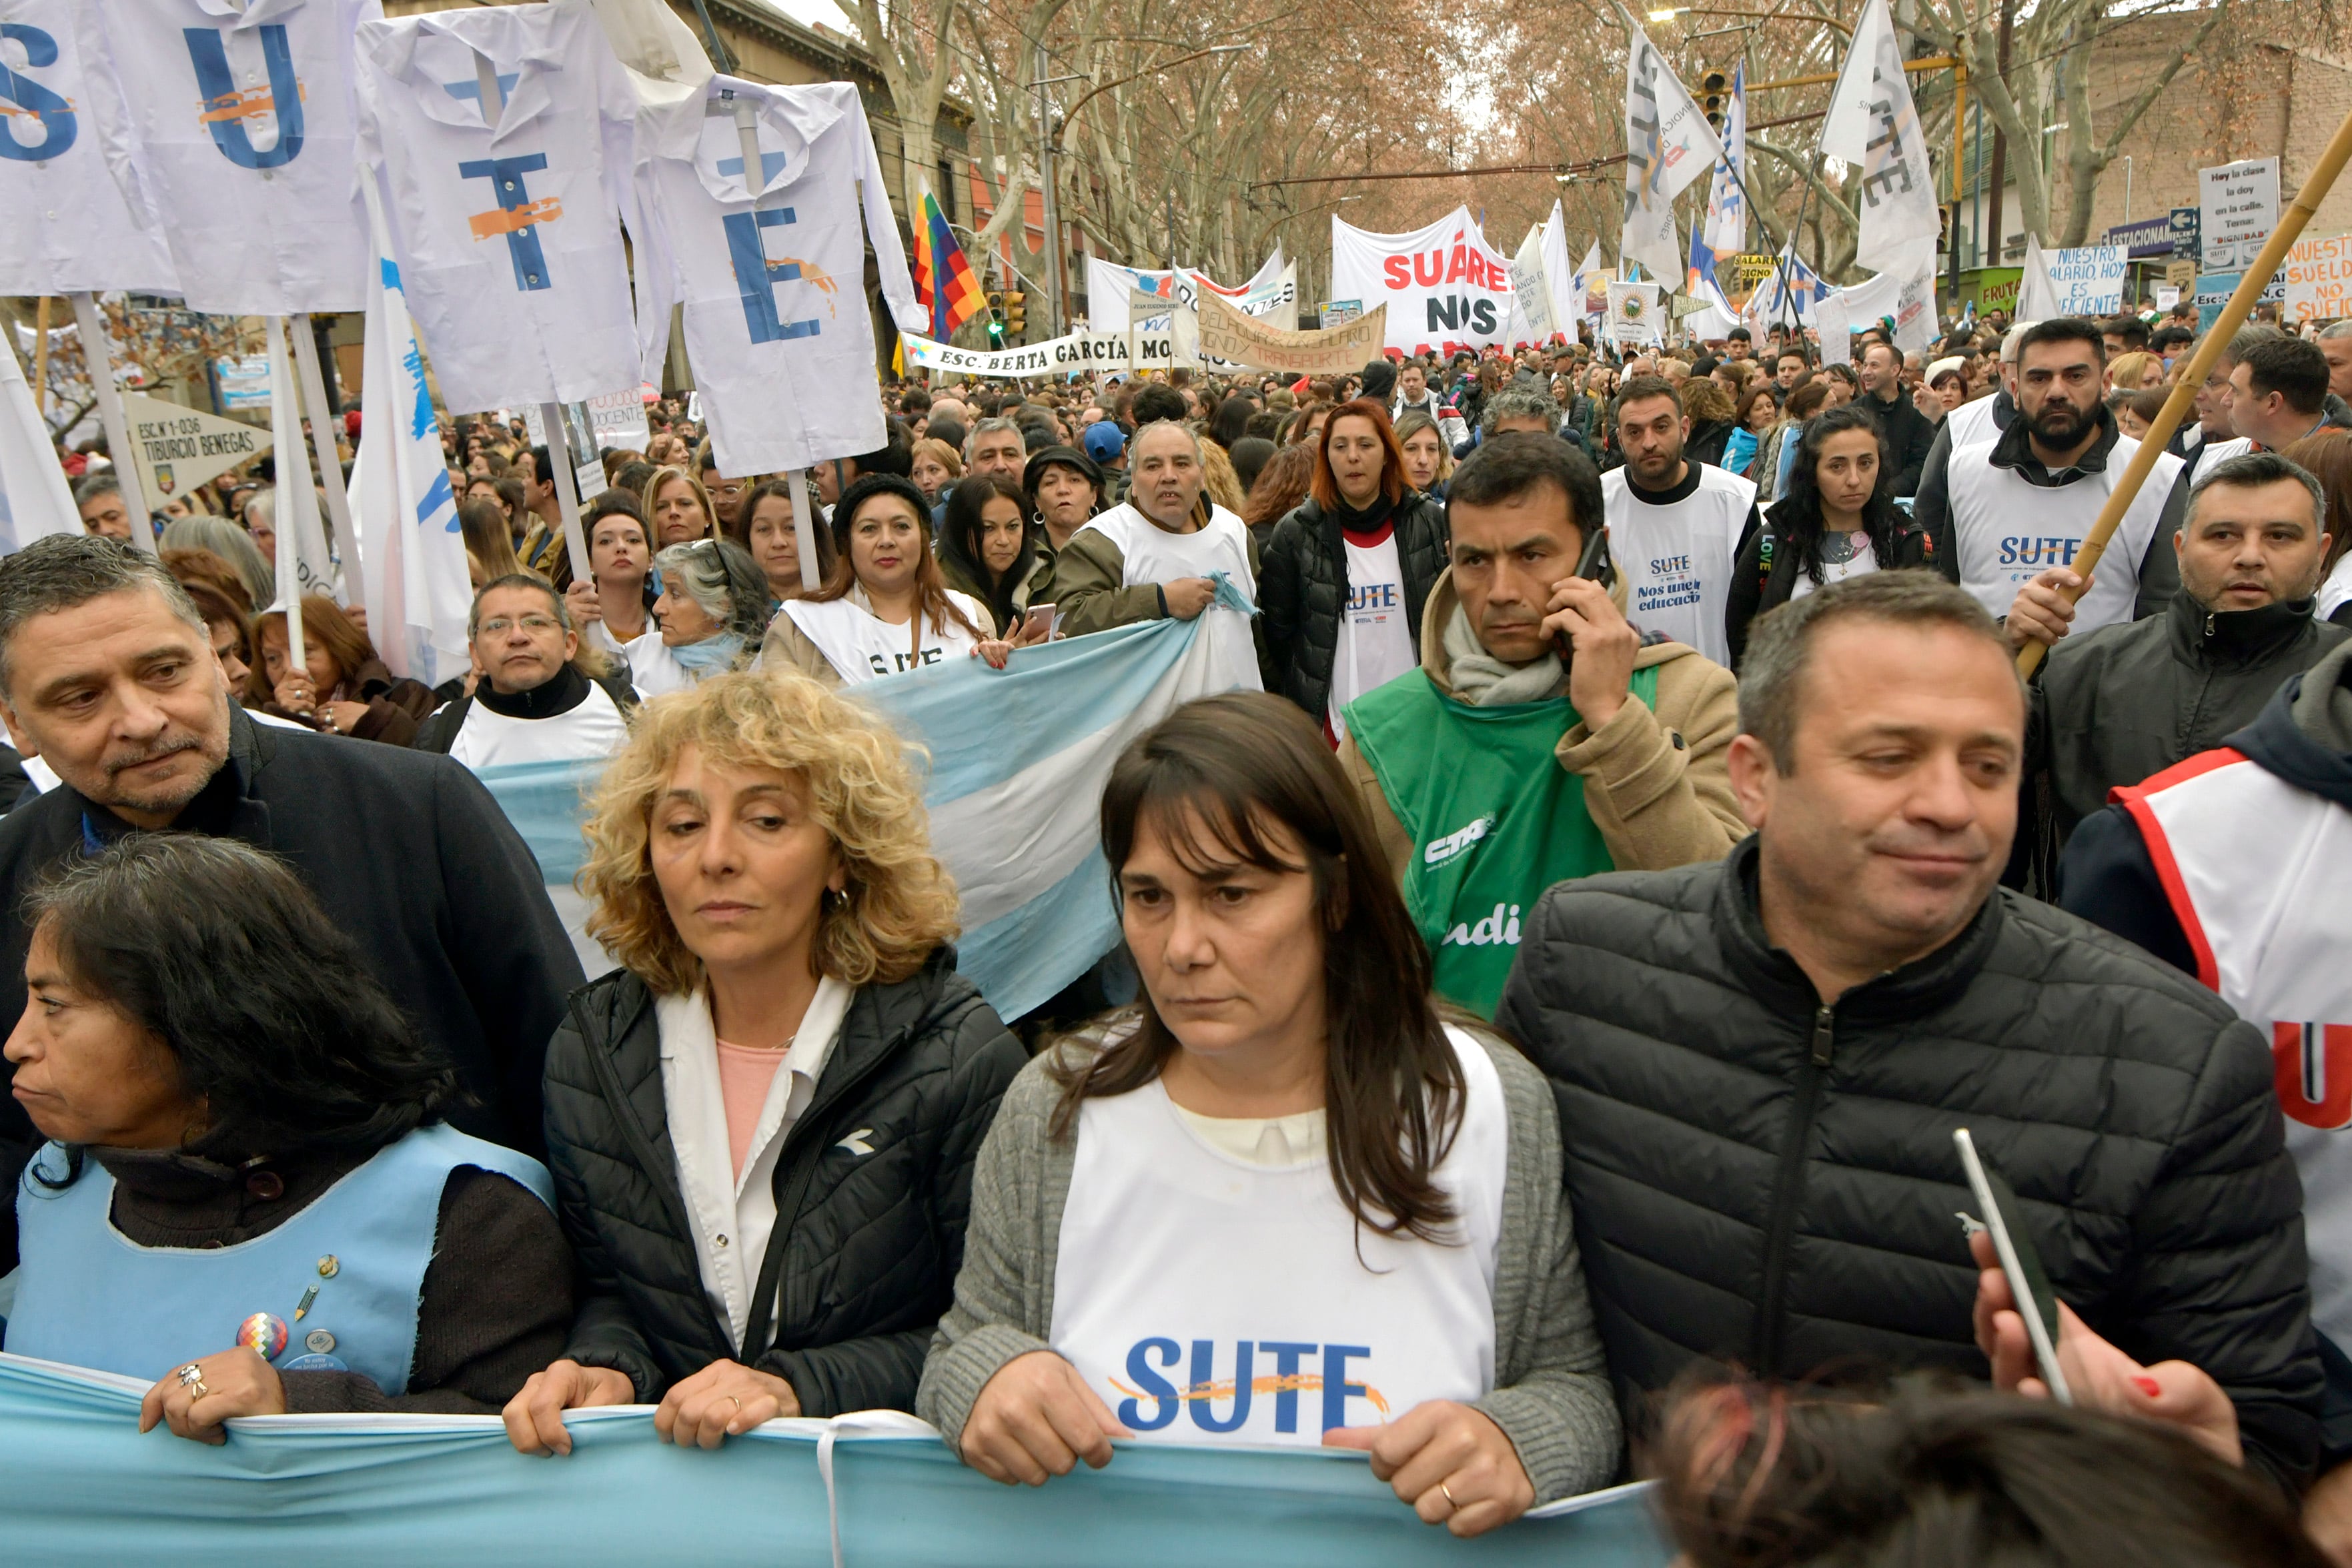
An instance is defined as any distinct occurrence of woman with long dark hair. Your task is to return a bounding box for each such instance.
[937,473,1041,639]
[919,693,1620,1535]
[5,835,567,1440]
[1722,402,1935,666]
[1259,400,1450,742]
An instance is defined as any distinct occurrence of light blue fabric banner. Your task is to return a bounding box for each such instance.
[472,757,609,885]
[0,1355,1672,1567]
[852,579,1260,1020]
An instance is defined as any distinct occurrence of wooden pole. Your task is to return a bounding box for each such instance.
[32,297,49,424]
[2016,99,2352,678]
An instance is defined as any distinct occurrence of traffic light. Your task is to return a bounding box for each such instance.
[1003,290,1027,337]
[985,290,1005,343]
[1699,70,1728,132]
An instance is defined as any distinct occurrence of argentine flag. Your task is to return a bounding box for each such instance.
[472,756,614,979]
[856,578,1260,1020]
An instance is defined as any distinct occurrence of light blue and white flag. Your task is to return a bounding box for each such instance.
[854,578,1260,1021]
[0,1352,1670,1568]
[354,177,470,688]
[472,755,614,979]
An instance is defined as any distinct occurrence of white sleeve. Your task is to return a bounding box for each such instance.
[72,1,161,229]
[627,133,681,386]
[849,93,927,336]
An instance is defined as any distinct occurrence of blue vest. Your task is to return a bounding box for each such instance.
[6,1123,553,1394]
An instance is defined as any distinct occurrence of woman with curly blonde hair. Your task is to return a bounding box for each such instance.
[503,670,1026,1456]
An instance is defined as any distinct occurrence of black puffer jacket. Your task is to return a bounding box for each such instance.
[543,951,1025,1414]
[2024,591,2347,885]
[1497,838,2322,1486]
[1259,492,1450,723]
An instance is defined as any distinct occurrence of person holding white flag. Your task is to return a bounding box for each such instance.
[1617,6,1722,293]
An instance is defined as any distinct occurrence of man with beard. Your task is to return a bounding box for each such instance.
[0,537,582,1270]
[1600,375,1760,666]
[1949,318,2185,638]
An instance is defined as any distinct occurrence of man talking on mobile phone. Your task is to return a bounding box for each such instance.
[1497,570,2322,1490]
[1335,434,1745,1017]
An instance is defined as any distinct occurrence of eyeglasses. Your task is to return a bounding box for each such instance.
[480,614,561,636]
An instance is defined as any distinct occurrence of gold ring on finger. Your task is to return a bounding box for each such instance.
[1439,1479,1459,1510]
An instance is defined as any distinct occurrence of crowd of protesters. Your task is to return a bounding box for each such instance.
[12,293,2352,1564]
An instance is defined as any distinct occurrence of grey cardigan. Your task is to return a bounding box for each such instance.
[915,1033,1624,1503]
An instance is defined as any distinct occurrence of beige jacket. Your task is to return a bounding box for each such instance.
[1336,568,1748,881]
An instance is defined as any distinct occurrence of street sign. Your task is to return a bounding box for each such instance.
[2169,206,2200,260]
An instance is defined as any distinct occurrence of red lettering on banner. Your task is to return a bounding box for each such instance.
[1383,256,1411,289]
[1445,245,1467,285]
[1412,252,1444,287]
[2273,1020,2352,1130]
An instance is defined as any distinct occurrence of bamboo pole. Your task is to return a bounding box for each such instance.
[2016,101,2352,677]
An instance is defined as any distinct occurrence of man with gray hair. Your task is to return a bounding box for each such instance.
[1498,568,2323,1488]
[1479,387,1563,442]
[2318,319,2352,406]
[0,536,582,1273]
[2012,449,2347,880]
[72,472,131,544]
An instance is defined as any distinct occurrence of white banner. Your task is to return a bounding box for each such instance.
[1606,281,1663,347]
[1506,225,1556,344]
[1083,256,1295,333]
[1330,204,1517,356]
[1540,202,1581,325]
[2043,245,2128,315]
[901,327,1177,379]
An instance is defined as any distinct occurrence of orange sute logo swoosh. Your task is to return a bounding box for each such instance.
[469,197,563,239]
[1109,1371,1393,1419]
[772,258,838,315]
[197,83,306,125]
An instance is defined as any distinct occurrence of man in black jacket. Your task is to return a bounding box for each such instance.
[1856,340,1936,496]
[1497,570,2322,1487]
[2005,450,2345,885]
[0,538,582,1269]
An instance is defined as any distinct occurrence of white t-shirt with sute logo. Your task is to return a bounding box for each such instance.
[1327,519,1415,744]
[1602,462,1754,664]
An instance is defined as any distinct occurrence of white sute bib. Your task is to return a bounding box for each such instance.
[2119,750,2352,1350]
[1049,1025,1507,1445]
[1946,432,2181,634]
[780,589,987,684]
[447,678,628,770]
[1078,502,1262,694]
[1328,522,1414,742]
[1602,464,1754,664]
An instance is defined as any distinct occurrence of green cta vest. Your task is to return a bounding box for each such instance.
[1345,664,1659,1016]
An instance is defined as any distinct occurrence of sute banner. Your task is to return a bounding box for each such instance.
[1331,205,1517,357]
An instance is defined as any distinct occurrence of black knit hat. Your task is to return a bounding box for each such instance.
[1357,357,1399,402]
[830,472,934,553]
[1022,444,1105,498]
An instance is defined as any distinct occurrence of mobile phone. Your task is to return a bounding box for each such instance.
[1573,524,1614,588]
[1020,602,1055,642]
[1953,1127,2073,1405]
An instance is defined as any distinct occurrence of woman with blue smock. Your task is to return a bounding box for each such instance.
[2,836,569,1441]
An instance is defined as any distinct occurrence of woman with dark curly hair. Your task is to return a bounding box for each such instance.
[4,834,568,1441]
[504,671,1023,1455]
